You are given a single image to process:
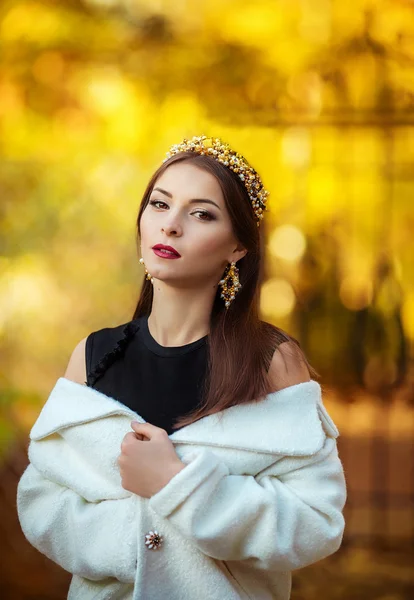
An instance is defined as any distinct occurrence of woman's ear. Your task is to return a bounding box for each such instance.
[228,244,248,263]
[229,247,247,263]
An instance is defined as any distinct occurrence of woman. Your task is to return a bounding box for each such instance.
[17,135,346,600]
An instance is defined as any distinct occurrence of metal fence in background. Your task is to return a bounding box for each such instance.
[326,381,414,551]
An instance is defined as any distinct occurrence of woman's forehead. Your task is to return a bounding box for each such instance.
[154,162,224,200]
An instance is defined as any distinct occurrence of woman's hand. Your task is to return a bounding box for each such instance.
[118,421,186,498]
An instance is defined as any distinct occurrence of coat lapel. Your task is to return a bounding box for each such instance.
[30,377,336,456]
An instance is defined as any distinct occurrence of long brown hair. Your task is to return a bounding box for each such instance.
[132,151,318,430]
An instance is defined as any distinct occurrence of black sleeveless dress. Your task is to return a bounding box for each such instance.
[85,315,209,435]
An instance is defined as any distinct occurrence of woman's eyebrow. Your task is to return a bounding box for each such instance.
[152,187,221,211]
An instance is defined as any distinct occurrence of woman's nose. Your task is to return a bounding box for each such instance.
[161,220,182,236]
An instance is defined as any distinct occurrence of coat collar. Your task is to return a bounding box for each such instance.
[29,377,338,456]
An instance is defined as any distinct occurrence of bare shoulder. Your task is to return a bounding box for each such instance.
[63,336,88,385]
[267,340,311,393]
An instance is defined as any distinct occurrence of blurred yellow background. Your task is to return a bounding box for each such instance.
[1,0,413,598]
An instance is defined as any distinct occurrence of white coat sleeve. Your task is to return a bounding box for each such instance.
[148,436,346,572]
[16,462,138,583]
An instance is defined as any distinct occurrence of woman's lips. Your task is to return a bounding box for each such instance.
[152,248,181,259]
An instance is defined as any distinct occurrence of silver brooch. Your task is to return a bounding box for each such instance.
[145,530,163,550]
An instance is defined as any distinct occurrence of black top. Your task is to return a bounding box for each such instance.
[85,315,209,434]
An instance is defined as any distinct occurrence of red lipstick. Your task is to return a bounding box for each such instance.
[152,244,181,259]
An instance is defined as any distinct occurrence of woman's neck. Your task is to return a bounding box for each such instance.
[148,281,213,347]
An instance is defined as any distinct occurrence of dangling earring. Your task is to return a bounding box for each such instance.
[219,261,242,308]
[139,257,154,285]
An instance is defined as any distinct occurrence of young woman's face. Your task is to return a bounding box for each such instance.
[139,161,247,287]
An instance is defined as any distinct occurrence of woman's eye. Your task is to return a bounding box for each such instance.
[149,200,214,222]
[193,210,214,221]
[149,200,167,209]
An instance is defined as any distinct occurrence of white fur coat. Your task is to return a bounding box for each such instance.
[17,377,346,600]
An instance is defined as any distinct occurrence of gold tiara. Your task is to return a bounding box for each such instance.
[163,134,269,227]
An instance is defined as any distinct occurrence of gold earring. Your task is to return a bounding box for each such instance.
[219,261,242,308]
[139,257,154,285]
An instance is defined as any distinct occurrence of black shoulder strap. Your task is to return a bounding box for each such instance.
[86,319,141,387]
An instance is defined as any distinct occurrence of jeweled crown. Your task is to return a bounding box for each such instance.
[163,134,269,226]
